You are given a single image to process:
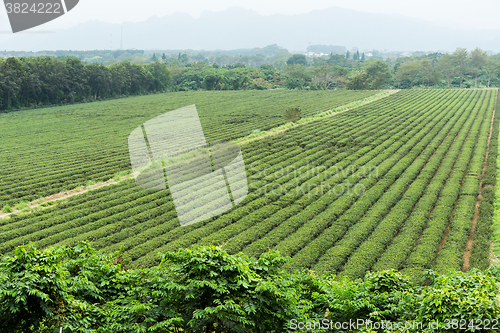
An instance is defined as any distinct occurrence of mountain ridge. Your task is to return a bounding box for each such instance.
[1,6,499,52]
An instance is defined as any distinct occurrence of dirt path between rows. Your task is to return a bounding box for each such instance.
[462,89,498,271]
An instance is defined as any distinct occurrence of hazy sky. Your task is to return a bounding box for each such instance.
[1,0,499,30]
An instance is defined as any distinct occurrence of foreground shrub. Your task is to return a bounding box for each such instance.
[416,268,500,330]
[0,243,499,332]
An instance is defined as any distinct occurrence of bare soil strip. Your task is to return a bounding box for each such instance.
[462,89,498,271]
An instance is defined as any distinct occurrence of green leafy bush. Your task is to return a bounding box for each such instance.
[1,243,499,333]
[416,269,500,330]
[284,107,301,123]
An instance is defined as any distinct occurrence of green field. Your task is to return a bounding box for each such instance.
[0,89,497,282]
[0,90,378,207]
[0,90,498,278]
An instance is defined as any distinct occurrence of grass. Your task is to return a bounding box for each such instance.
[113,170,133,182]
[14,201,29,211]
[85,180,96,188]
[2,205,12,213]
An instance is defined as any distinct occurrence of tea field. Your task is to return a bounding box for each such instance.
[0,90,378,206]
[0,89,497,282]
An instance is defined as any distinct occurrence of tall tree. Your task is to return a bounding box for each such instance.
[395,60,422,88]
[346,70,370,90]
[286,54,307,66]
[19,68,41,107]
[86,63,111,99]
[0,57,24,108]
[312,64,341,90]
[436,54,454,88]
[283,64,312,89]
[484,57,500,88]
[147,62,172,91]
[65,57,87,102]
[429,64,442,88]
[36,57,70,104]
[469,47,488,88]
[365,59,392,89]
[224,69,251,90]
[451,47,468,88]
[178,53,190,65]
[328,54,352,68]
[419,58,434,87]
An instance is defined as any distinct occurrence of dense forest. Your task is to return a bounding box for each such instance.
[0,47,499,111]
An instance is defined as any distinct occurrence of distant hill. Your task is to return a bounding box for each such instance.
[1,6,500,52]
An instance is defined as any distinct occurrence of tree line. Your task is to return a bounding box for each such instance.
[394,47,499,89]
[0,56,172,111]
[1,47,500,111]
